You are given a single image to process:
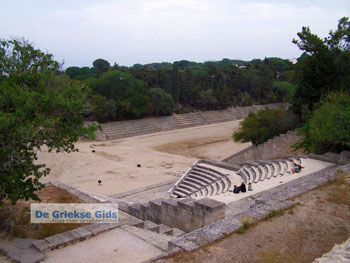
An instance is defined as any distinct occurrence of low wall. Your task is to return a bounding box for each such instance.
[309,151,350,165]
[127,197,225,232]
[224,131,302,164]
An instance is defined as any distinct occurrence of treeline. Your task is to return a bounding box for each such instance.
[65,57,297,122]
[234,17,350,154]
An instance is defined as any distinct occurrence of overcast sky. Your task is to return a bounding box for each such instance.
[1,0,349,68]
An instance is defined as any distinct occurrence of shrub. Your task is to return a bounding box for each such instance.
[233,108,299,145]
[294,92,350,153]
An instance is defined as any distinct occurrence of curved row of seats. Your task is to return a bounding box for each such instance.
[170,156,304,198]
[171,164,232,198]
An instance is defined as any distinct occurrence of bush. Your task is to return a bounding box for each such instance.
[294,92,350,153]
[233,108,299,145]
[148,88,174,116]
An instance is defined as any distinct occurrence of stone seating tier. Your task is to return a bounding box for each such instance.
[169,156,306,198]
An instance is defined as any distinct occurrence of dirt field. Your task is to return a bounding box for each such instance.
[37,120,250,197]
[157,172,350,263]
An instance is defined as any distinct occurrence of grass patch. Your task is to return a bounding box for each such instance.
[264,209,285,220]
[235,216,257,235]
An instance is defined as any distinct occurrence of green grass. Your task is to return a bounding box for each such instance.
[264,209,285,220]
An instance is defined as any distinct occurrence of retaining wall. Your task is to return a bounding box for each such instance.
[223,131,302,164]
[97,103,283,140]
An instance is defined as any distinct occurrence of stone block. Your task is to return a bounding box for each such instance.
[69,227,92,240]
[140,203,150,221]
[176,199,194,232]
[44,235,63,250]
[158,224,173,235]
[168,237,199,252]
[149,198,164,224]
[127,217,145,228]
[12,238,37,249]
[31,239,50,252]
[193,198,225,228]
[161,199,178,228]
[172,228,185,237]
[6,247,45,263]
[128,203,141,219]
[55,231,76,244]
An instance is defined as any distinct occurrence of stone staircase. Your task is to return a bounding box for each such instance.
[99,103,281,140]
[169,156,307,198]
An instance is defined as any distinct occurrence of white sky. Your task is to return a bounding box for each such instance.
[1,0,349,68]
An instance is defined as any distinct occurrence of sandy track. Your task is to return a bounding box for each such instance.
[37,120,250,196]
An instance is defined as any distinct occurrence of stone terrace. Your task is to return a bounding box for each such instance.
[98,103,282,140]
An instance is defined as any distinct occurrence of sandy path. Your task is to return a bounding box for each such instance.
[37,120,249,196]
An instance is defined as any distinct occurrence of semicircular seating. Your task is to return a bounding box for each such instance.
[169,156,309,198]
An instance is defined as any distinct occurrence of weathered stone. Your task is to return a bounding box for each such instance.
[55,231,76,244]
[44,235,63,249]
[31,239,50,252]
[7,247,45,263]
[168,237,199,252]
[12,238,38,249]
[68,227,92,240]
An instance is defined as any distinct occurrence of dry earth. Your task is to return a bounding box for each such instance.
[157,172,350,263]
[37,121,250,197]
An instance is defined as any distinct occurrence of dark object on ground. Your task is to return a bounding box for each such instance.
[92,150,96,153]
[98,180,102,185]
[137,164,141,168]
[240,182,247,192]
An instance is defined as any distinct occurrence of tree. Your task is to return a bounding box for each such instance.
[292,17,350,118]
[294,92,350,153]
[233,108,299,145]
[92,58,110,77]
[91,70,151,119]
[0,39,97,203]
[148,88,174,116]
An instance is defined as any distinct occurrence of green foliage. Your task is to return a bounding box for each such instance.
[148,88,174,116]
[233,108,299,145]
[90,94,107,122]
[91,70,151,120]
[65,66,93,81]
[292,17,350,118]
[274,81,295,102]
[92,58,110,77]
[294,92,350,153]
[0,39,97,203]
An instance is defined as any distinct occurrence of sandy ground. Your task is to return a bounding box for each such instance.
[44,227,163,263]
[37,120,250,197]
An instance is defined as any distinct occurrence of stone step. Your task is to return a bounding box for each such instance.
[121,225,173,252]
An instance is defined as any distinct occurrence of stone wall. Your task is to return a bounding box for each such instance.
[309,151,350,165]
[127,197,225,232]
[99,103,283,140]
[223,131,302,165]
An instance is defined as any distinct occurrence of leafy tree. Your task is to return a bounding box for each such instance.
[148,88,174,115]
[292,17,350,118]
[0,39,97,203]
[92,58,110,77]
[90,94,107,122]
[233,108,299,145]
[294,92,350,153]
[66,66,93,81]
[91,70,151,119]
[104,99,118,121]
[274,81,295,102]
